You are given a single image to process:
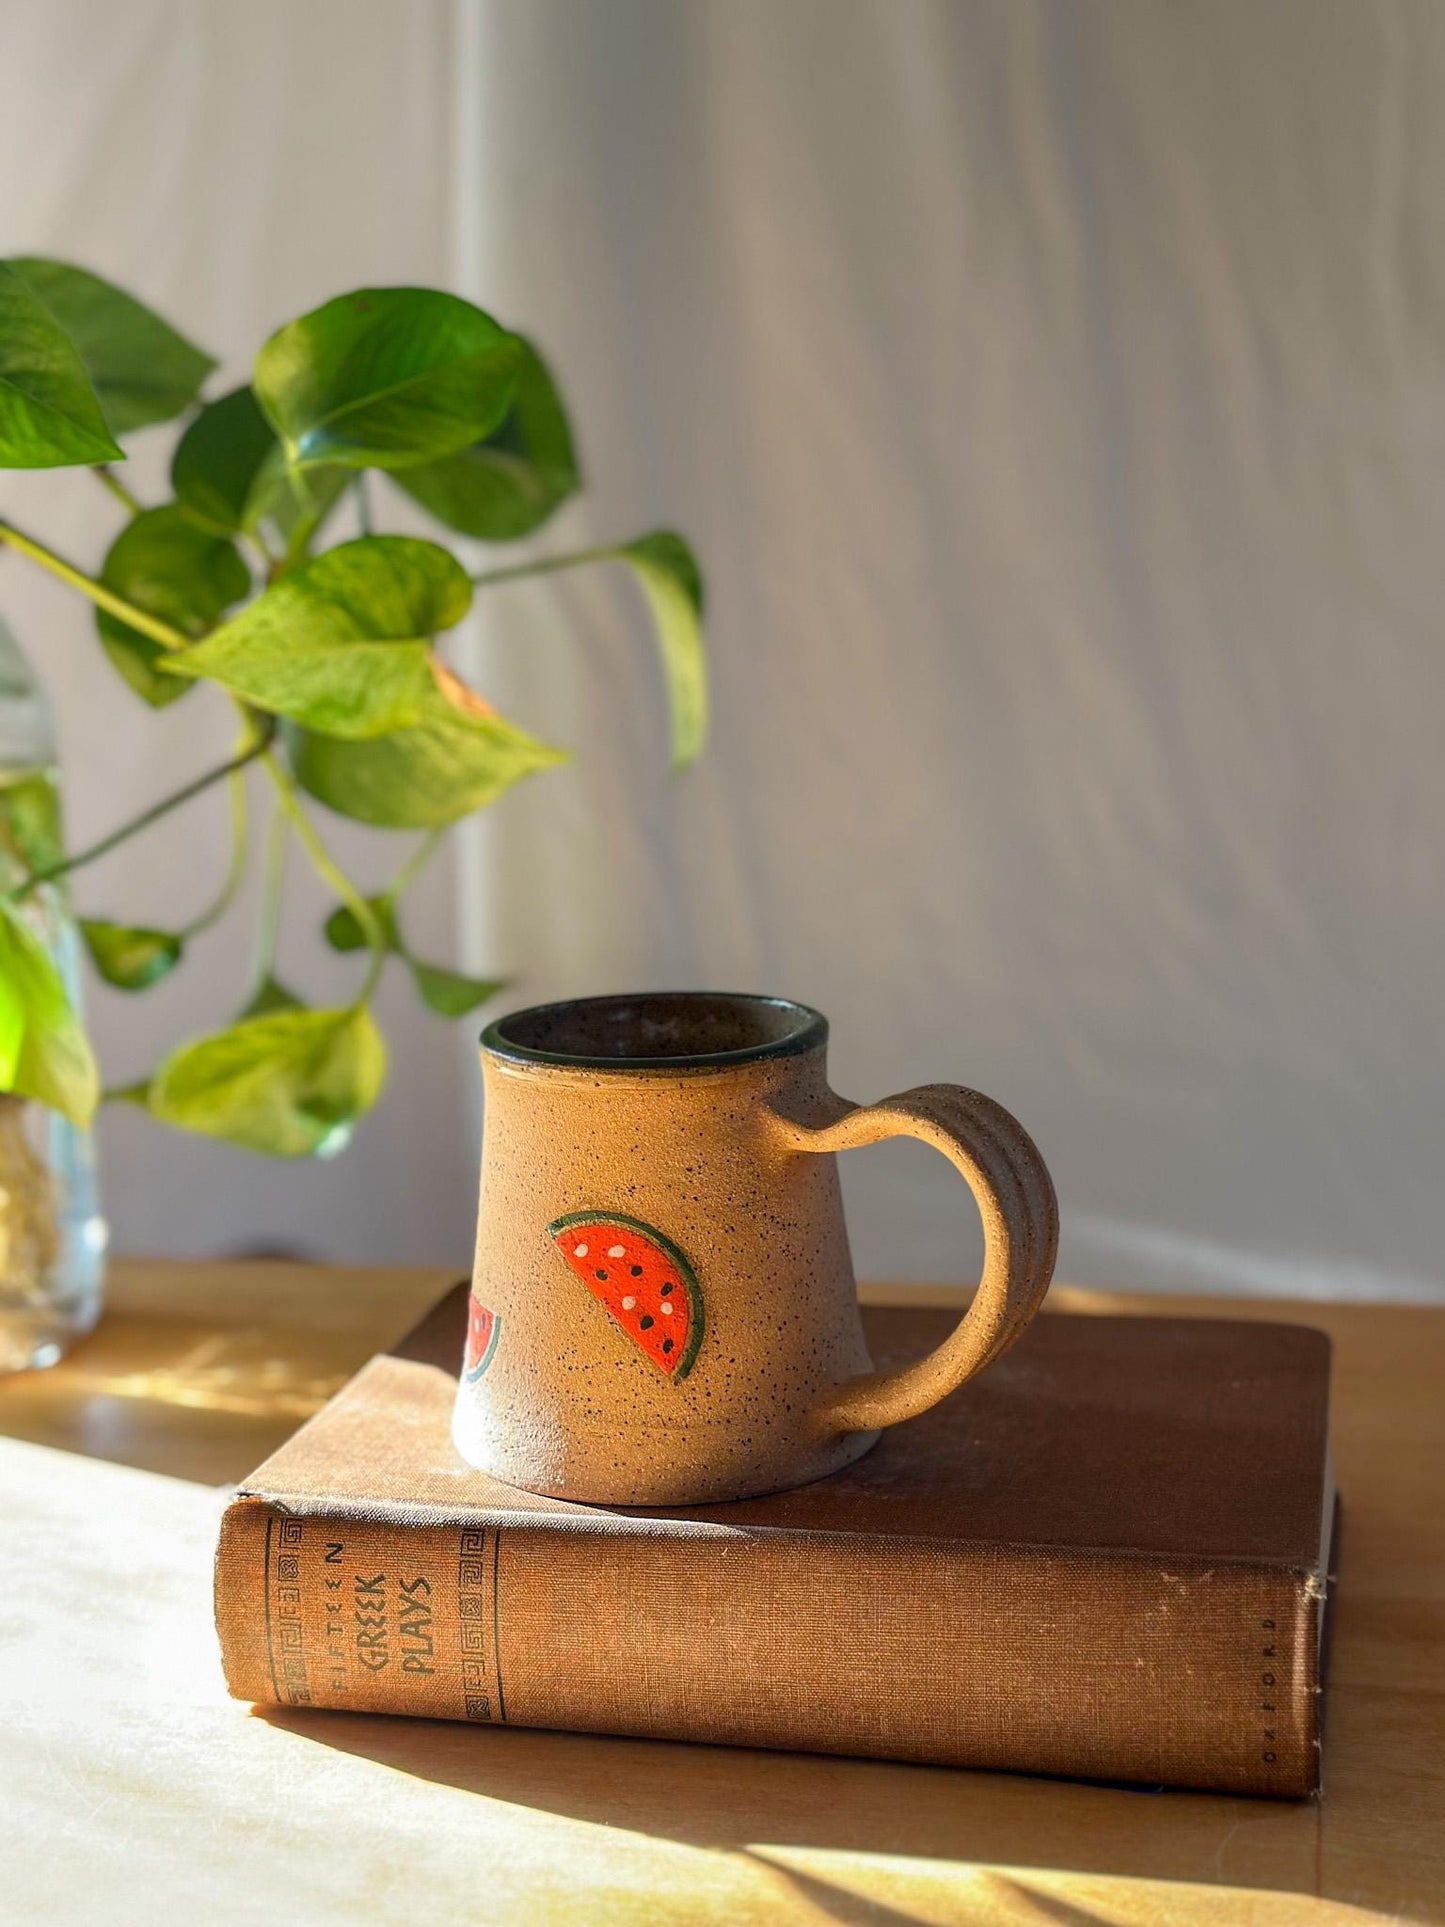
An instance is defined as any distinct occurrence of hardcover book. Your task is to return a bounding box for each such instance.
[215,1287,1335,1796]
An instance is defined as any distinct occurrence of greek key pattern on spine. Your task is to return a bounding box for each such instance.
[458,1526,506,1723]
[270,1515,312,1706]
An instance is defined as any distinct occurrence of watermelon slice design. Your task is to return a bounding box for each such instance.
[547,1210,704,1381]
[463,1297,501,1380]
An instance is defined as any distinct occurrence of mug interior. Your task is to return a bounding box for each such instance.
[482,991,826,1070]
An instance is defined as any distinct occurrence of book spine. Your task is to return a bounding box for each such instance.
[216,1496,1320,1796]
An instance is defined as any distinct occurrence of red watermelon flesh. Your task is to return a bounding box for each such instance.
[547,1211,704,1380]
[464,1297,500,1379]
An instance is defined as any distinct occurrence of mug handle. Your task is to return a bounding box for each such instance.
[772,1085,1058,1434]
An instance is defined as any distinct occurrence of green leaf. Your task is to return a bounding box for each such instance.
[621,531,707,768]
[0,899,99,1125]
[254,287,524,472]
[171,385,349,547]
[238,974,304,1019]
[170,385,277,533]
[0,261,122,467]
[393,339,578,539]
[80,919,183,992]
[0,969,22,1085]
[147,1004,386,1158]
[0,769,62,877]
[406,959,506,1018]
[285,665,564,827]
[8,258,214,435]
[95,504,250,706]
[162,535,471,737]
[322,896,398,954]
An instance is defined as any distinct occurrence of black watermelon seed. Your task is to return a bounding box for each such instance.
[639,1314,655,1329]
[630,1264,643,1276]
[660,1281,673,1295]
[662,1338,674,1354]
[595,1269,608,1281]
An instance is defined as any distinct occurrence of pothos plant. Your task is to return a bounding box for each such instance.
[0,261,704,1157]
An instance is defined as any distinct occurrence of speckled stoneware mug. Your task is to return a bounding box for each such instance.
[453,991,1058,1506]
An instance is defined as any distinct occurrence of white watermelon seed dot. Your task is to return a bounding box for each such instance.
[573,1243,588,1257]
[622,1295,637,1310]
[660,1301,675,1315]
[608,1244,625,1258]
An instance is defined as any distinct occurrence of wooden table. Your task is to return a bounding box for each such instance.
[1,1261,1441,1926]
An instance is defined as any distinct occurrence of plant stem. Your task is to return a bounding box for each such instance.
[243,529,279,578]
[12,734,272,900]
[93,466,143,516]
[471,545,614,590]
[259,750,387,997]
[249,804,289,990]
[387,827,442,901]
[354,473,372,537]
[178,759,250,939]
[368,828,445,967]
[280,470,340,569]
[0,519,187,652]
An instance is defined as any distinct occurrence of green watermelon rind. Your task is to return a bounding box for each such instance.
[464,1303,501,1381]
[547,1208,705,1382]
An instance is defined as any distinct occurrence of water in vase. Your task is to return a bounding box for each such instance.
[0,621,107,1371]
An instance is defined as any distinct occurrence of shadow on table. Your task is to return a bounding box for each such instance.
[743,1859,1120,1926]
[257,1705,1323,1906]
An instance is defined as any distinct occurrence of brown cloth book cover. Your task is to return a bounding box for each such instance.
[216,1289,1335,1797]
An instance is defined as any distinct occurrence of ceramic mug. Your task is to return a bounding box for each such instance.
[453,991,1058,1505]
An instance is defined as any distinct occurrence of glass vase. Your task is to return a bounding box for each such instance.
[0,620,107,1372]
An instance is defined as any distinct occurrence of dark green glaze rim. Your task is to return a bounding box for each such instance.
[548,1208,706,1381]
[483,991,827,1072]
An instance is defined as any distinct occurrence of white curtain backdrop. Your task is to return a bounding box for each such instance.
[458,0,1445,1301]
[2,1,1443,1300]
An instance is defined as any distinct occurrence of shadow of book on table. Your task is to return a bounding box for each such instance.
[254,1703,1326,1910]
